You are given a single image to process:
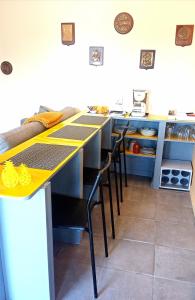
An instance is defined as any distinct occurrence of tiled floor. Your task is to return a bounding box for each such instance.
[54,176,195,300]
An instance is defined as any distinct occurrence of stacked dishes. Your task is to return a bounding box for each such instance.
[114,126,137,134]
[140,128,156,137]
[126,127,137,135]
[140,147,156,155]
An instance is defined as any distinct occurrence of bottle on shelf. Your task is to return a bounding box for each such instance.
[133,142,140,154]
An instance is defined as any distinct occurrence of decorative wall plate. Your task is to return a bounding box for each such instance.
[175,25,194,46]
[114,12,134,34]
[1,61,13,75]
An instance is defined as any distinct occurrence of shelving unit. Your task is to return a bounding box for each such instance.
[111,116,195,191]
[112,117,161,184]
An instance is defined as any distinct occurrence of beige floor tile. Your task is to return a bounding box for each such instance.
[153,277,195,300]
[56,261,101,300]
[92,205,112,238]
[54,175,195,299]
[156,189,192,208]
[155,245,195,283]
[120,199,157,219]
[156,221,195,251]
[98,267,153,300]
[104,239,154,275]
[155,203,194,224]
[126,175,151,189]
[116,216,156,243]
[55,234,107,268]
[123,188,158,205]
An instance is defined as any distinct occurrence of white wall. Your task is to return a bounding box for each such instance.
[0,0,195,131]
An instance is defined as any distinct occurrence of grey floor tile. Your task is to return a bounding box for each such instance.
[155,203,194,224]
[98,267,153,300]
[153,277,195,300]
[104,239,155,275]
[156,221,195,251]
[116,216,156,243]
[155,245,195,283]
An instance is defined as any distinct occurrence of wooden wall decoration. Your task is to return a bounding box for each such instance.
[61,23,75,45]
[139,50,156,70]
[1,61,13,75]
[89,47,104,66]
[175,25,194,47]
[114,12,134,34]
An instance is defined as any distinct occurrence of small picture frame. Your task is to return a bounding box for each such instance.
[89,47,104,66]
[175,25,194,47]
[139,49,156,70]
[61,23,75,45]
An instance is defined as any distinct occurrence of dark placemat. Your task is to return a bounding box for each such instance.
[5,143,77,170]
[72,115,108,125]
[48,125,97,140]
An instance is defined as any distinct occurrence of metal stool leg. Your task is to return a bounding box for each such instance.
[100,186,108,257]
[122,137,128,187]
[114,159,120,215]
[107,169,115,239]
[87,210,98,298]
[118,151,123,203]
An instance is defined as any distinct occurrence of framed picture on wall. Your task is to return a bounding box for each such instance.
[61,23,75,45]
[89,47,104,66]
[139,50,156,70]
[175,25,194,46]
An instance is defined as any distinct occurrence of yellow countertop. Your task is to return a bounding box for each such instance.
[0,112,111,199]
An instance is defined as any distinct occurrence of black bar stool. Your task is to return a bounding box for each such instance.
[121,121,130,187]
[83,154,115,239]
[101,133,123,214]
[52,153,112,299]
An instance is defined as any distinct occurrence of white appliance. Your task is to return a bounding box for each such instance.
[131,89,148,117]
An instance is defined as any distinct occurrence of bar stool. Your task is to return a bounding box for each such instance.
[101,133,123,214]
[121,120,130,187]
[52,153,112,299]
[112,120,130,188]
[83,151,116,239]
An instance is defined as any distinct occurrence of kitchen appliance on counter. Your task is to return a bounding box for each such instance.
[131,89,148,117]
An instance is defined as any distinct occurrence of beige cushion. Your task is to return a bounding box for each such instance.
[60,107,80,121]
[1,122,45,151]
[38,105,80,121]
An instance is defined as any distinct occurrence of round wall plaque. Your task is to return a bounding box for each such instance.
[1,61,13,75]
[114,12,134,34]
